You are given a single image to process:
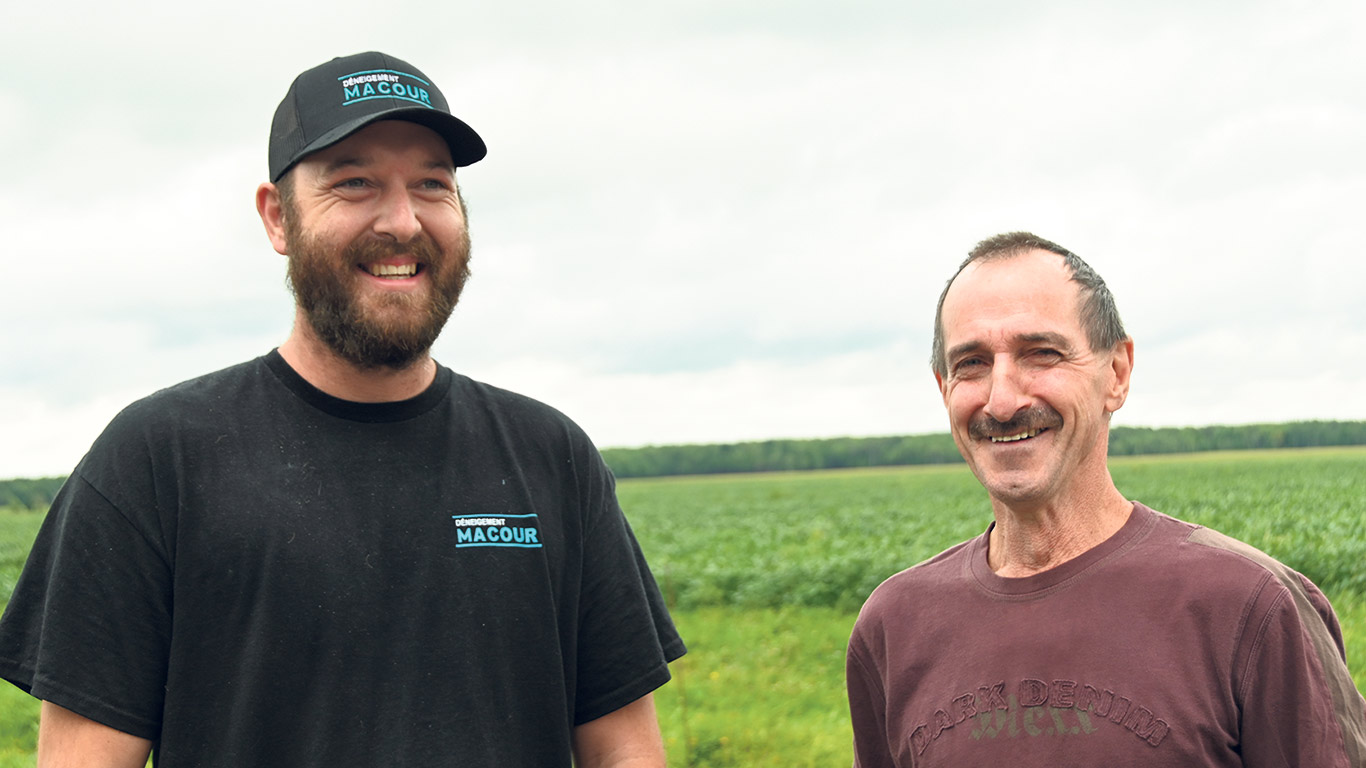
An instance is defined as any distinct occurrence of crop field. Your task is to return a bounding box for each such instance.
[624,447,1366,765]
[1,446,1364,766]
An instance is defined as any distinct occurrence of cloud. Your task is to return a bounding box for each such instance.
[2,0,1364,477]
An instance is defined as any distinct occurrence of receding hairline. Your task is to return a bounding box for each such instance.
[953,243,1072,277]
[931,231,1128,378]
[940,246,1080,313]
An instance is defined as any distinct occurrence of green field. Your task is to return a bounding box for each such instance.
[1,447,1364,766]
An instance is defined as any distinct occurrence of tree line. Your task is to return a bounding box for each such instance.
[0,476,66,512]
[600,420,1366,479]
[3,421,1364,507]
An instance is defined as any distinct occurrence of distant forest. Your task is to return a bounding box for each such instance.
[0,476,66,512]
[3,421,1364,509]
[599,420,1366,478]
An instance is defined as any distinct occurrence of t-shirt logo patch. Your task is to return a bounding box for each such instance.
[451,514,543,549]
[338,69,434,109]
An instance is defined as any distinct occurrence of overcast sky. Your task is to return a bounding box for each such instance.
[2,0,1364,479]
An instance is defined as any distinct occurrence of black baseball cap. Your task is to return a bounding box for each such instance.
[268,51,486,182]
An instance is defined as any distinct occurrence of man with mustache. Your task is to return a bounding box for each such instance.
[846,232,1365,766]
[0,52,684,767]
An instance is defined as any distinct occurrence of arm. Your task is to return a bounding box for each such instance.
[571,693,666,768]
[1238,584,1366,767]
[37,701,152,768]
[847,641,895,768]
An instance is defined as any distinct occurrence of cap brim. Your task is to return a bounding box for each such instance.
[275,108,487,181]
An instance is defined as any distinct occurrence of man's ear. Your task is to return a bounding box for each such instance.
[1105,337,1135,413]
[256,182,290,256]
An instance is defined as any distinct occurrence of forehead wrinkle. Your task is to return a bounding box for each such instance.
[1019,331,1074,350]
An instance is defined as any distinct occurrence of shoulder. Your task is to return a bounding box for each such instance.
[75,356,270,480]
[446,372,599,450]
[1176,515,1311,592]
[441,372,618,496]
[50,357,272,534]
[449,373,575,421]
[1145,507,1366,759]
[1137,504,1344,650]
[104,357,273,436]
[1142,504,1317,597]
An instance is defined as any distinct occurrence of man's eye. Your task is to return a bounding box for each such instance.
[336,178,368,189]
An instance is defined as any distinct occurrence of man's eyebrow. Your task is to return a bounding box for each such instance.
[946,340,986,363]
[946,332,1074,363]
[319,157,456,175]
[320,156,371,176]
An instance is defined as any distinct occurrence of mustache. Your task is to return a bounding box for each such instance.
[343,233,442,264]
[968,405,1063,440]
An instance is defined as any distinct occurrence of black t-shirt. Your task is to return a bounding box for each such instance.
[0,351,685,766]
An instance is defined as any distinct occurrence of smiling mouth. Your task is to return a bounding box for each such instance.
[990,428,1048,443]
[364,263,420,280]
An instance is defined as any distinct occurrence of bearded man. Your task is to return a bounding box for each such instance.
[0,52,684,768]
[846,232,1365,767]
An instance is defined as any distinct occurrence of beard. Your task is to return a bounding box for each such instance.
[283,208,471,371]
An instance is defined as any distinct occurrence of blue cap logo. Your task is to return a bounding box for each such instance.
[338,69,434,108]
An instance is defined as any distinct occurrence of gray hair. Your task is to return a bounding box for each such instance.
[930,232,1127,378]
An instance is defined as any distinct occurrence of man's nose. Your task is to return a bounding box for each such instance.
[373,190,422,243]
[983,358,1029,423]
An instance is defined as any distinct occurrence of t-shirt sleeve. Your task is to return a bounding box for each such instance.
[569,453,685,725]
[1235,576,1366,767]
[1298,572,1349,660]
[0,469,172,740]
[847,630,895,768]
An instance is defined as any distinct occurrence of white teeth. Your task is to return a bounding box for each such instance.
[991,429,1042,443]
[367,263,417,278]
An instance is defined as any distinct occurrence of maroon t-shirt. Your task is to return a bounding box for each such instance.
[847,503,1366,767]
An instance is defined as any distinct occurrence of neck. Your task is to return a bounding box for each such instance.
[278,311,438,403]
[986,484,1132,578]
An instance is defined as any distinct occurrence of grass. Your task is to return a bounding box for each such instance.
[1338,592,1366,692]
[0,685,37,768]
[620,464,989,611]
[0,512,44,617]
[626,447,1366,764]
[0,511,43,767]
[1,447,1363,766]
[621,446,1366,609]
[658,607,853,767]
